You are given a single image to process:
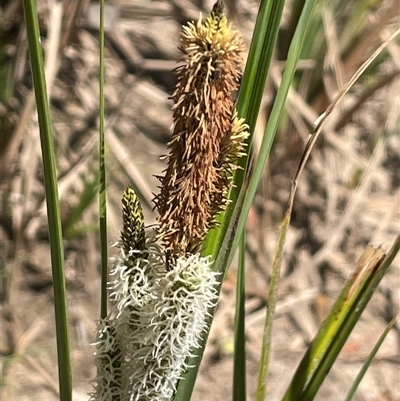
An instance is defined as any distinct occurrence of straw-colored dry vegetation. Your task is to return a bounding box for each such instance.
[0,0,399,400]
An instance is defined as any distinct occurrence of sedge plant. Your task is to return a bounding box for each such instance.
[20,0,399,400]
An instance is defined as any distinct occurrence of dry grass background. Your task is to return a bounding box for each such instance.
[0,0,399,400]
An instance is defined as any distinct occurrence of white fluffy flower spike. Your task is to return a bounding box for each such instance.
[92,188,221,401]
[120,254,220,401]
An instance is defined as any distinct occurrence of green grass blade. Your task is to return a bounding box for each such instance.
[233,232,247,401]
[237,0,286,133]
[344,317,397,401]
[226,0,318,269]
[253,3,320,387]
[281,234,400,401]
[99,0,108,319]
[22,0,72,399]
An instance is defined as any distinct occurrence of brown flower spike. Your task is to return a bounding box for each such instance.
[154,1,248,258]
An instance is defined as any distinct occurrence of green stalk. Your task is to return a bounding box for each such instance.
[233,232,247,401]
[225,0,318,269]
[203,0,286,260]
[255,212,290,400]
[99,0,108,319]
[344,317,397,401]
[22,0,72,399]
[253,3,319,389]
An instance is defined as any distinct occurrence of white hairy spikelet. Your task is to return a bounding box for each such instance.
[91,242,160,401]
[110,245,160,312]
[105,250,220,401]
[90,318,123,401]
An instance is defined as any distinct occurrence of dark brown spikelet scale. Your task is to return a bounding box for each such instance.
[154,1,247,259]
[121,187,146,255]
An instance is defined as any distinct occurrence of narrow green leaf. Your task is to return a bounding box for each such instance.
[22,0,72,399]
[233,232,247,401]
[99,0,108,319]
[344,317,397,401]
[226,0,318,269]
[203,0,287,260]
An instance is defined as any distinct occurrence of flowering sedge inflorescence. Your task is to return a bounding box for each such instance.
[91,2,248,400]
[154,1,248,258]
